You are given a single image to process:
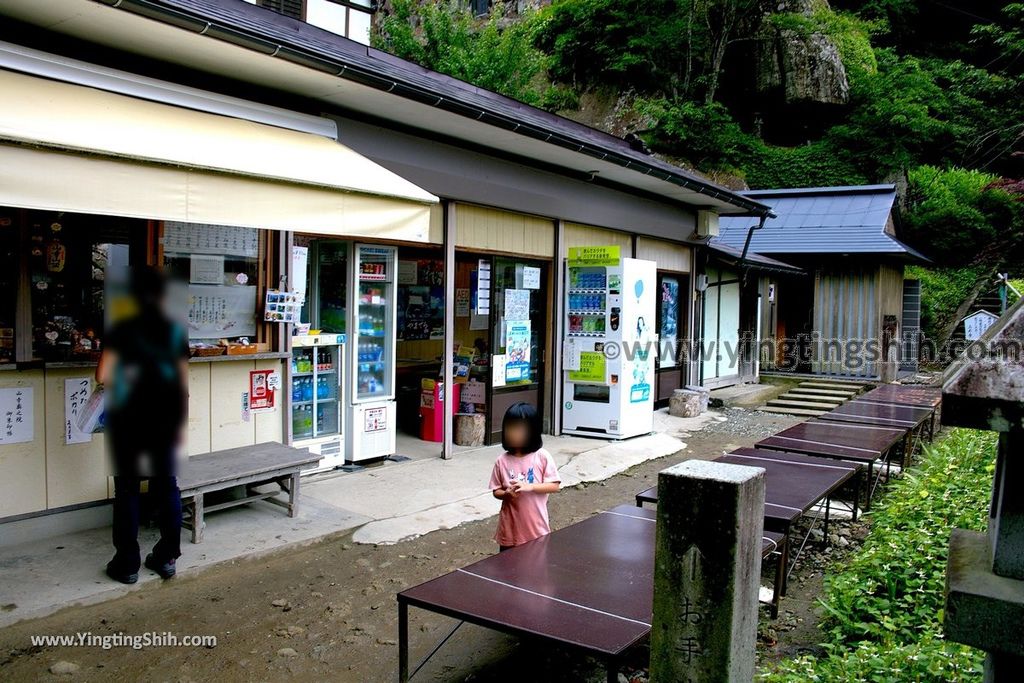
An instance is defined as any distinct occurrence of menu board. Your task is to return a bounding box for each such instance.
[187,285,257,338]
[164,222,259,257]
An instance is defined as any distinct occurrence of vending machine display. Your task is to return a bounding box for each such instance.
[347,244,398,462]
[291,333,345,470]
[562,253,656,439]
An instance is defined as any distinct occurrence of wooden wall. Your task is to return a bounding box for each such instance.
[565,222,633,251]
[635,237,691,272]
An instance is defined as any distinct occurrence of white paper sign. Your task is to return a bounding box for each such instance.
[462,380,486,404]
[964,311,998,341]
[504,289,530,322]
[522,266,541,290]
[491,354,507,388]
[189,255,225,285]
[0,387,33,444]
[187,285,257,338]
[291,246,309,303]
[64,378,93,444]
[456,288,471,317]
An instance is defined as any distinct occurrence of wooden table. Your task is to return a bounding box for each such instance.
[755,419,907,507]
[819,398,934,467]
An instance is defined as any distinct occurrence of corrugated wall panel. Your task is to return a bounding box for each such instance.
[813,266,881,378]
[635,237,691,272]
[565,223,633,252]
[456,204,554,257]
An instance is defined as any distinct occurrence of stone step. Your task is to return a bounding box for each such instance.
[777,391,846,402]
[767,398,842,410]
[800,381,867,392]
[759,406,830,417]
[789,387,858,398]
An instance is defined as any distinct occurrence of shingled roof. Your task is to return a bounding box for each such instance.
[716,185,928,260]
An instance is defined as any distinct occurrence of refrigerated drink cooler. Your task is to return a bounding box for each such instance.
[291,333,345,470]
[562,256,657,438]
[347,244,398,462]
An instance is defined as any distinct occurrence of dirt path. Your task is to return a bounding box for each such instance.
[0,409,859,683]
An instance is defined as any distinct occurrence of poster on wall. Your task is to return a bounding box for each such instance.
[0,387,33,444]
[187,285,257,338]
[504,320,531,383]
[64,378,93,444]
[249,369,277,412]
[398,286,444,340]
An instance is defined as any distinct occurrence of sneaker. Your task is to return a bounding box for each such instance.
[105,562,138,584]
[144,553,176,580]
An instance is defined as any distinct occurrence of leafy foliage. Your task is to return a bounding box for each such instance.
[905,265,986,343]
[374,0,548,105]
[760,428,993,682]
[902,166,1019,266]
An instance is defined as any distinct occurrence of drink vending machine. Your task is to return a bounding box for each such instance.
[562,250,656,438]
[347,244,398,462]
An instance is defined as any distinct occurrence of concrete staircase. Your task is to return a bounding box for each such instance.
[760,380,871,417]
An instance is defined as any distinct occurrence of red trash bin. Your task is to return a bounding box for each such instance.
[419,379,461,442]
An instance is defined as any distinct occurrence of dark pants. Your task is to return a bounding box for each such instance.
[110,435,182,573]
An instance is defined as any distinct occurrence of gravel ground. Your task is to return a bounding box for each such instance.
[0,407,849,683]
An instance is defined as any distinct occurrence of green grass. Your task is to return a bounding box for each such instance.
[759,428,994,682]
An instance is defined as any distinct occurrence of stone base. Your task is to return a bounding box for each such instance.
[945,529,1024,658]
[669,386,709,418]
[453,413,485,447]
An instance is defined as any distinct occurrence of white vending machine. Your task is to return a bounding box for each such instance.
[562,252,656,439]
[347,244,398,462]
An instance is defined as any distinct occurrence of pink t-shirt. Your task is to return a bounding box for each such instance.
[488,448,560,547]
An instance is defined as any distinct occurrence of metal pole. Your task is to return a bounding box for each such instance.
[441,201,456,459]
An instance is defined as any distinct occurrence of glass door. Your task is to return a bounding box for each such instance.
[353,245,395,401]
[487,257,547,444]
[655,273,689,406]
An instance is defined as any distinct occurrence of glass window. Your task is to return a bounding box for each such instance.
[162,222,260,343]
[28,211,137,362]
[347,6,372,44]
[0,210,18,364]
[306,0,348,35]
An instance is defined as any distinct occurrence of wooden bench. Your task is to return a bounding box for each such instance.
[177,442,320,544]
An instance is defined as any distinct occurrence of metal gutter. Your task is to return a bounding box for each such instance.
[91,0,772,217]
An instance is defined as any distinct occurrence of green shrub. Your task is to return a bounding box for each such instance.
[760,428,993,682]
[905,265,986,343]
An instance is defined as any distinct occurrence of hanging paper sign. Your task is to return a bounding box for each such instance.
[568,351,606,383]
[568,245,621,266]
[188,285,257,337]
[504,320,531,383]
[0,387,33,444]
[455,288,471,317]
[462,380,486,404]
[504,289,530,322]
[291,246,309,303]
[492,354,507,388]
[398,260,418,285]
[522,266,541,290]
[249,369,276,411]
[476,260,491,315]
[64,378,93,444]
[264,289,302,324]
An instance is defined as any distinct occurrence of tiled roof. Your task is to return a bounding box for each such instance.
[717,185,927,259]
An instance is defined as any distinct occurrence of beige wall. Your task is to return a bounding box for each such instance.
[635,237,691,272]
[0,358,285,519]
[187,358,285,455]
[456,204,554,257]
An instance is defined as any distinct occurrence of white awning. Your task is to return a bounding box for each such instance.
[0,68,438,240]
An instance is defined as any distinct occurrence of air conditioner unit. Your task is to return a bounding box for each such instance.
[695,210,719,238]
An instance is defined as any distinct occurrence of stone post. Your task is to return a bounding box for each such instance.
[941,296,1024,681]
[650,460,765,682]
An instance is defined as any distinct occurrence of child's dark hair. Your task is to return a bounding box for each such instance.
[501,401,543,454]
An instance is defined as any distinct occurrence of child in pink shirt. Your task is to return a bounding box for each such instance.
[489,402,561,550]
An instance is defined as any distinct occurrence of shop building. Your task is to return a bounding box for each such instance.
[717,185,927,381]
[0,0,773,532]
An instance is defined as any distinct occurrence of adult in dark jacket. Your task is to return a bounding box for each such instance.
[96,267,189,584]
